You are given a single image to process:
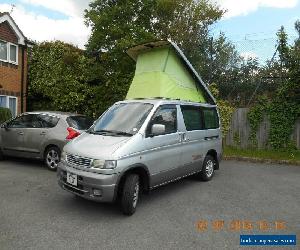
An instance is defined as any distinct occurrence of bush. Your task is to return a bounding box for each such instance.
[217,100,235,139]
[0,107,12,124]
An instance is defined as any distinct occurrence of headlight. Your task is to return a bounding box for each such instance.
[91,159,117,169]
[91,159,105,168]
[104,160,117,169]
[61,150,66,162]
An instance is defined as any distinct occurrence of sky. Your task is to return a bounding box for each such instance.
[0,0,299,62]
[212,0,300,62]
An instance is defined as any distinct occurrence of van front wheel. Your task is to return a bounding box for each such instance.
[198,155,215,181]
[0,150,4,160]
[120,174,140,216]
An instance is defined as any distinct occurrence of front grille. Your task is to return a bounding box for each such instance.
[63,184,85,195]
[66,154,92,167]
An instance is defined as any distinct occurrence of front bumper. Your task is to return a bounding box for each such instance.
[57,162,119,202]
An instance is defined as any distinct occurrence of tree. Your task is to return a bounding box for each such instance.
[84,0,226,111]
[29,1,241,116]
[275,22,300,102]
[85,0,224,64]
[286,21,300,102]
[276,26,289,66]
[247,21,300,150]
[206,33,241,83]
[151,0,224,78]
[28,41,97,117]
[29,1,255,116]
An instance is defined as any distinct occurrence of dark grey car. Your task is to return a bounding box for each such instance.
[0,111,93,171]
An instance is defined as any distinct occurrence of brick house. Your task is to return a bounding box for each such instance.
[0,12,32,117]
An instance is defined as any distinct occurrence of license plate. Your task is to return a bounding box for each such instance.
[67,172,77,186]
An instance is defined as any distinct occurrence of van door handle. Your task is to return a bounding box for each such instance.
[18,131,24,135]
[204,135,219,140]
[40,131,46,135]
[179,133,188,142]
[179,133,183,142]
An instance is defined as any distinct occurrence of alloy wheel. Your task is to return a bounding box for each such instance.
[46,149,59,169]
[205,159,214,177]
[132,182,140,208]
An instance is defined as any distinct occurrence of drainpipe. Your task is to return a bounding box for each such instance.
[20,45,25,113]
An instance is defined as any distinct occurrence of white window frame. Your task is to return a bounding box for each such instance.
[0,39,8,62]
[9,43,18,65]
[0,95,18,117]
[0,39,18,65]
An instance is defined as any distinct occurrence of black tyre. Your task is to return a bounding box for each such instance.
[120,174,140,216]
[44,146,60,171]
[0,150,4,160]
[198,155,216,181]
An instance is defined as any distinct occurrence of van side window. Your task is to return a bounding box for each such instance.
[148,105,177,136]
[203,108,219,129]
[180,106,203,131]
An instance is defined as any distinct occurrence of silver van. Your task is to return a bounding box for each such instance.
[57,99,222,215]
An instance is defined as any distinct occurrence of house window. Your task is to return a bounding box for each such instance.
[0,95,17,117]
[0,40,18,64]
[0,40,8,61]
[9,44,17,63]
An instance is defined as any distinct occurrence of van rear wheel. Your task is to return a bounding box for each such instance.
[198,155,215,181]
[120,174,140,216]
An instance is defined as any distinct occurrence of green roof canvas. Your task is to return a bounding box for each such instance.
[126,40,216,104]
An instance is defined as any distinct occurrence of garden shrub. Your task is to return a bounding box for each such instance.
[0,107,12,124]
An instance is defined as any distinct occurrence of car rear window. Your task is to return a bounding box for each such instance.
[67,116,94,130]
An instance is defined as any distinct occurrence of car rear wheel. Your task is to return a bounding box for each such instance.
[198,155,216,181]
[120,174,140,216]
[44,146,60,171]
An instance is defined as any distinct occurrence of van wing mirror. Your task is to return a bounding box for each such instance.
[151,124,165,136]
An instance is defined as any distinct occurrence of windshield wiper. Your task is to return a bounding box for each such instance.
[87,129,110,135]
[113,131,133,136]
[90,129,133,136]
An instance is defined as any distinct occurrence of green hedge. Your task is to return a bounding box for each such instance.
[0,107,12,124]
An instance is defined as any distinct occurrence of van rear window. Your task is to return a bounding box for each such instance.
[203,108,219,129]
[67,116,94,130]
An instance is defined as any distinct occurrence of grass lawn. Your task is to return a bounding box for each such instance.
[224,146,300,164]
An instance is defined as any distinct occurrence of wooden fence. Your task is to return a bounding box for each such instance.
[225,108,300,149]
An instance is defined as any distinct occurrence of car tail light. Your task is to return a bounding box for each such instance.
[66,127,80,140]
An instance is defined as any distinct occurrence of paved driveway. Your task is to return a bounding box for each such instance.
[0,159,299,250]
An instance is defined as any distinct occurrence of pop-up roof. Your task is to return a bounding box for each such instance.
[126,40,216,104]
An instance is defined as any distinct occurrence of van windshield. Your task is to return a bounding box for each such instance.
[89,102,153,136]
